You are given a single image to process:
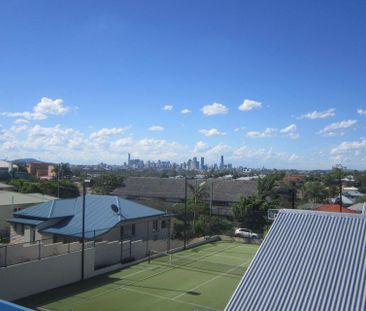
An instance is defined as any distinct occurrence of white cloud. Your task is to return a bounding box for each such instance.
[1,111,47,120]
[280,124,297,134]
[330,139,366,155]
[280,124,299,139]
[1,97,70,120]
[238,99,262,111]
[357,109,366,116]
[289,154,299,161]
[162,105,173,111]
[34,97,69,115]
[298,108,336,120]
[194,141,209,152]
[181,109,191,114]
[199,128,226,137]
[148,125,165,132]
[14,119,30,125]
[201,103,228,116]
[246,128,277,138]
[318,119,357,136]
[90,127,129,140]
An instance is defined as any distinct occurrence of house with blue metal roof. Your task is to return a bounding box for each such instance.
[225,209,366,311]
[8,195,172,245]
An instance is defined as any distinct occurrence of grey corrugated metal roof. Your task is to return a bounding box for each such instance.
[13,195,166,238]
[0,191,56,206]
[113,177,257,203]
[226,209,366,311]
[8,218,43,226]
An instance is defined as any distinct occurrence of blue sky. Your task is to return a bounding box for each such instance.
[0,0,366,169]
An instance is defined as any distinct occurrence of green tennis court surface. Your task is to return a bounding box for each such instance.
[17,241,258,311]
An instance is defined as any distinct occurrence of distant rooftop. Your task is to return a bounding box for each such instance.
[113,177,257,203]
[315,203,356,214]
[0,191,56,206]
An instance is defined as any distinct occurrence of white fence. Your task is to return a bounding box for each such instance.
[0,236,217,301]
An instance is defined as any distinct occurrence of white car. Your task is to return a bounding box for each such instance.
[234,228,259,239]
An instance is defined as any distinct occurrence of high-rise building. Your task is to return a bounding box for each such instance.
[200,157,205,170]
[128,153,131,167]
[193,157,199,170]
[220,155,224,170]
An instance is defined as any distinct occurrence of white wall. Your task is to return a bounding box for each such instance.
[0,248,94,301]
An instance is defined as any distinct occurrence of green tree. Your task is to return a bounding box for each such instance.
[91,173,124,195]
[187,182,209,233]
[302,181,328,203]
[257,173,284,200]
[231,195,274,232]
[52,163,72,179]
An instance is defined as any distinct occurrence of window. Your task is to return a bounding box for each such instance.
[30,227,36,243]
[120,226,124,238]
[152,220,159,231]
[161,220,167,229]
[131,224,136,235]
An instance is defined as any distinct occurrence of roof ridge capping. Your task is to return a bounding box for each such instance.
[279,208,366,219]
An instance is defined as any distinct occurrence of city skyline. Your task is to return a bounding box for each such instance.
[0,1,366,169]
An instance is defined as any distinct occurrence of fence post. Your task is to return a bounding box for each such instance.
[38,240,41,260]
[120,236,123,264]
[146,222,150,256]
[167,220,171,252]
[93,230,96,247]
[129,239,132,259]
[4,246,7,267]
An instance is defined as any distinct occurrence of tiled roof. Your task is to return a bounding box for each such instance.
[226,209,366,311]
[315,204,356,214]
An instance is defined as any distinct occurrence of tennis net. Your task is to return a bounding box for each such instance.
[148,250,246,277]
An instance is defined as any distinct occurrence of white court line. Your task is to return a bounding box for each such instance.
[64,243,240,310]
[210,254,245,260]
[172,260,249,300]
[122,286,221,311]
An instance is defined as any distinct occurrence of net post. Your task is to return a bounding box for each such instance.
[148,250,151,264]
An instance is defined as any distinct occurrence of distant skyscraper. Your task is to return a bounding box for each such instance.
[128,153,131,167]
[220,155,224,170]
[193,157,199,170]
[200,157,205,170]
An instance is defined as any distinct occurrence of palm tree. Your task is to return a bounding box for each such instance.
[187,182,208,232]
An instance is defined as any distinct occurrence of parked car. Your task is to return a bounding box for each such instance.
[234,228,259,239]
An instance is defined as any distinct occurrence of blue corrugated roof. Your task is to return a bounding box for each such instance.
[226,209,366,311]
[13,195,166,238]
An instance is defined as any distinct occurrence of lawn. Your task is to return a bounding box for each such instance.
[17,241,259,311]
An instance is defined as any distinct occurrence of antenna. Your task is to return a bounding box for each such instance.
[111,204,119,214]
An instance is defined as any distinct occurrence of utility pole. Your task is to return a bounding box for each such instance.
[184,177,187,250]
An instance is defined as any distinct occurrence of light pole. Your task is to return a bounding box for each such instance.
[184,177,188,250]
[81,179,91,281]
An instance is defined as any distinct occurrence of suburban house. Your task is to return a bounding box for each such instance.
[8,195,173,245]
[113,177,257,216]
[225,209,366,311]
[0,191,56,238]
[0,160,17,179]
[26,162,55,179]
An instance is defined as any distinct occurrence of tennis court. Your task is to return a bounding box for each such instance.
[17,241,259,311]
